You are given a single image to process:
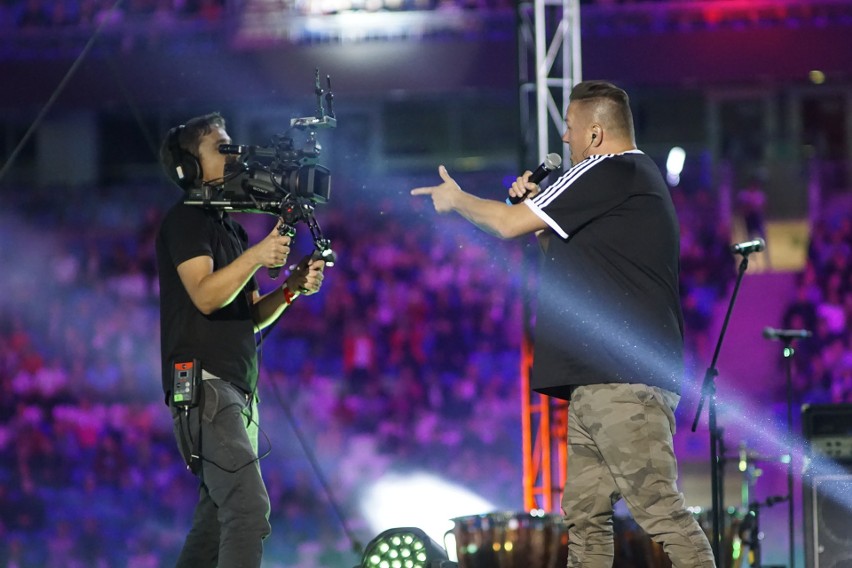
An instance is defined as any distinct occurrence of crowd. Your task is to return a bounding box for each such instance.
[4,0,843,62]
[1,0,225,31]
[0,177,526,567]
[0,0,227,56]
[779,207,852,405]
[672,187,737,378]
[2,0,796,35]
[0,172,848,566]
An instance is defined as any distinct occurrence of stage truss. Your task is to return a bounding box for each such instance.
[517,0,582,513]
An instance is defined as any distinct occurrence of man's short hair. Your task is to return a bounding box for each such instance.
[569,81,634,140]
[159,112,226,189]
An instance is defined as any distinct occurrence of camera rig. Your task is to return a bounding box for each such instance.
[184,70,337,275]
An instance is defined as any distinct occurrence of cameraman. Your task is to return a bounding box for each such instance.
[155,112,325,567]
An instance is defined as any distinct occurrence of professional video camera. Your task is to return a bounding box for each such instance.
[184,69,337,274]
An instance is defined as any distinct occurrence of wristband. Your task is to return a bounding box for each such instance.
[281,284,299,305]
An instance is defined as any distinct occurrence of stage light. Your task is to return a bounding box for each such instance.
[359,471,496,550]
[360,527,457,568]
[665,146,685,187]
[809,69,826,85]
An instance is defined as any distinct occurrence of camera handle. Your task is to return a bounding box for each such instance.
[304,212,336,268]
[268,220,296,279]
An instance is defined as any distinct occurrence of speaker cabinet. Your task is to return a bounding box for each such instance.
[802,404,852,568]
[803,472,852,568]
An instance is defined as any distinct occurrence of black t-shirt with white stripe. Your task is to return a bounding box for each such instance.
[524,150,684,400]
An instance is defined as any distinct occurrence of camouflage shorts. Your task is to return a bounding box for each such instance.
[561,383,714,568]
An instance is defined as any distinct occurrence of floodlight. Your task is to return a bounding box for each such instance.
[360,527,457,568]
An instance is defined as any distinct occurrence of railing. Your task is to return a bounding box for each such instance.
[581,0,852,35]
[2,0,851,58]
[0,16,229,59]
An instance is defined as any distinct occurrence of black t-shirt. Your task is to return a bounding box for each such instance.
[156,201,259,403]
[525,150,684,400]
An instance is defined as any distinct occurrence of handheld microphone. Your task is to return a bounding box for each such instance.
[730,238,766,255]
[762,327,812,341]
[507,153,563,204]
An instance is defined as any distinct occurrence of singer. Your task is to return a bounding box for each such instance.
[155,113,325,568]
[411,81,713,568]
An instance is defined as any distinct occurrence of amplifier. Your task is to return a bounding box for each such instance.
[802,404,852,568]
[802,403,852,462]
[803,473,852,568]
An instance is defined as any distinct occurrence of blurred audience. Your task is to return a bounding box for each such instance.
[0,179,526,566]
[1,175,848,566]
[779,210,852,404]
[2,0,845,65]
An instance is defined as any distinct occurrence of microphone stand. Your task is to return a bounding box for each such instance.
[744,495,788,567]
[745,500,763,568]
[692,251,755,567]
[779,336,797,568]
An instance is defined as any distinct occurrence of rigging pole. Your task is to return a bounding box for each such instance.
[517,0,582,513]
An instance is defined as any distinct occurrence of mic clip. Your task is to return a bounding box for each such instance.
[730,237,766,256]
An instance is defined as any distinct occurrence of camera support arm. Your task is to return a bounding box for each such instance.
[279,198,336,268]
[182,193,335,277]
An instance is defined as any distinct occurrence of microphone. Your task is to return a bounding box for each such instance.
[507,153,563,204]
[730,238,766,255]
[763,327,813,341]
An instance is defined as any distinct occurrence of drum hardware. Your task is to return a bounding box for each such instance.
[740,495,788,568]
[445,510,750,568]
[444,511,567,568]
[721,442,795,568]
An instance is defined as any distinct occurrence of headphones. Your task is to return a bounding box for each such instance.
[165,125,202,190]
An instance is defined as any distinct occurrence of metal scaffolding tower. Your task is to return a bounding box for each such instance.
[518,0,582,169]
[517,0,582,513]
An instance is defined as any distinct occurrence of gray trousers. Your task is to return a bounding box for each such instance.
[171,378,271,568]
[562,383,715,568]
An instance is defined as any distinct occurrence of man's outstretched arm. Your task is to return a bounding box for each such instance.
[411,165,547,239]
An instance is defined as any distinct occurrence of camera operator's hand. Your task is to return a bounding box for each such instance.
[285,255,325,295]
[252,223,291,269]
